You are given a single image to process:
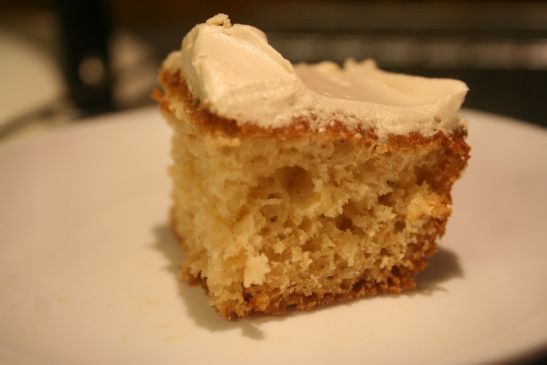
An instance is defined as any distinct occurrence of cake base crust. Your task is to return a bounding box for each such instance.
[178,229,436,320]
[171,203,442,320]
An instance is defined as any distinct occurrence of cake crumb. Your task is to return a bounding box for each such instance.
[243,254,271,287]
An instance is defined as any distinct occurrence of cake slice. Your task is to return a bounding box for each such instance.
[155,14,470,319]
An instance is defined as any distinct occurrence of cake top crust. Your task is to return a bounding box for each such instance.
[162,13,468,138]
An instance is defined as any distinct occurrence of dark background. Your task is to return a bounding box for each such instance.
[1,0,546,128]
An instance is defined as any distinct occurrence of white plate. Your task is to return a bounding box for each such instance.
[0,108,546,365]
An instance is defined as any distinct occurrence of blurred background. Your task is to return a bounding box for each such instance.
[0,0,546,138]
[0,1,546,363]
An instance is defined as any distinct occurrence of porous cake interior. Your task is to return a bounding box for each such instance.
[166,106,466,319]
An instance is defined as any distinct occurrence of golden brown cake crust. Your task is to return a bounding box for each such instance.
[158,67,470,320]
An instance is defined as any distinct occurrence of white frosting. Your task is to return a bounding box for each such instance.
[163,14,468,137]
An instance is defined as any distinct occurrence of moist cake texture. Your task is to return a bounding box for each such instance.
[156,14,470,319]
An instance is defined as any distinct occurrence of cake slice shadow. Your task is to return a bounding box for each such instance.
[411,246,464,295]
[152,224,269,340]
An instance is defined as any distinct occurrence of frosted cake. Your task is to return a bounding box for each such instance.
[155,14,470,319]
